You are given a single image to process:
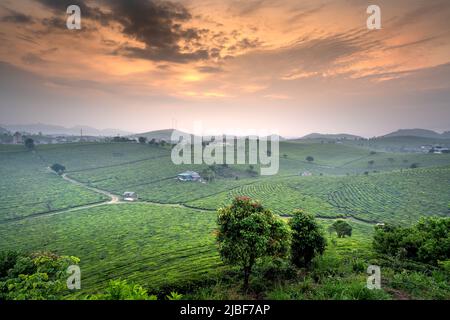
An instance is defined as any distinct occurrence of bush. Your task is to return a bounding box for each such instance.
[289,210,326,268]
[373,217,450,265]
[50,163,66,174]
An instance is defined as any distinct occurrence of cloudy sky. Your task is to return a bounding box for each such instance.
[0,0,449,137]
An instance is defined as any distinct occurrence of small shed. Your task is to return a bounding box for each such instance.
[123,191,138,201]
[301,171,312,176]
[177,171,201,182]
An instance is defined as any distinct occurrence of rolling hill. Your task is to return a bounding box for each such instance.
[132,129,193,142]
[382,128,449,139]
[299,133,363,140]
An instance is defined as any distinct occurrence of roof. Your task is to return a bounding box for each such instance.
[123,192,136,196]
[177,171,200,177]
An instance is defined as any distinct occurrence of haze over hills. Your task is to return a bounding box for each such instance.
[1,123,133,136]
[2,123,450,142]
[299,133,363,140]
[381,129,450,139]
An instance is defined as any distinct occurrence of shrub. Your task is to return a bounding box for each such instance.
[373,217,450,265]
[50,163,66,174]
[289,210,326,268]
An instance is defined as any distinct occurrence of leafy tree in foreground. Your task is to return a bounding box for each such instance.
[0,251,79,300]
[289,210,326,267]
[217,196,290,290]
[329,220,353,238]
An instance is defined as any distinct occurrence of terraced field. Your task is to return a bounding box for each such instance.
[0,149,108,222]
[287,167,450,224]
[0,204,221,293]
[186,182,335,216]
[1,140,449,295]
[36,143,170,172]
[186,167,450,224]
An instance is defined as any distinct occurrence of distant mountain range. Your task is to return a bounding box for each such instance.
[300,133,363,140]
[1,124,133,136]
[2,124,449,141]
[381,129,450,139]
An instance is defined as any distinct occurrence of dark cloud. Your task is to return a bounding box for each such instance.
[36,0,212,63]
[1,9,34,24]
[36,0,110,24]
[107,0,209,63]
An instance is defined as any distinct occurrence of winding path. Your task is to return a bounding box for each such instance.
[61,174,121,204]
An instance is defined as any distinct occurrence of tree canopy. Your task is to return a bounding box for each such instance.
[216,196,290,289]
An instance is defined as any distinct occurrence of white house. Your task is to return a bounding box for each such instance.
[177,171,201,182]
[123,191,138,201]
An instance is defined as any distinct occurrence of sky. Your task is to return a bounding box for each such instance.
[0,0,450,137]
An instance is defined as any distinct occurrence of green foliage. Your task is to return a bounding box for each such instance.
[0,251,79,300]
[166,291,183,300]
[289,210,326,267]
[329,220,353,238]
[389,270,450,299]
[0,251,19,278]
[217,196,290,289]
[373,217,450,265]
[89,279,157,300]
[306,156,314,162]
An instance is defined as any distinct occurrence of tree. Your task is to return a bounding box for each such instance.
[289,210,326,267]
[201,167,216,182]
[368,160,375,166]
[306,156,314,162]
[50,163,66,175]
[216,196,290,290]
[138,137,147,144]
[410,163,419,169]
[373,217,450,265]
[24,138,34,150]
[149,138,156,145]
[329,220,353,238]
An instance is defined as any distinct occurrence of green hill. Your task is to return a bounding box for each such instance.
[132,129,193,142]
[382,128,447,139]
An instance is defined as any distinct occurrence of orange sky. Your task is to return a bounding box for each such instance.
[1,0,450,136]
